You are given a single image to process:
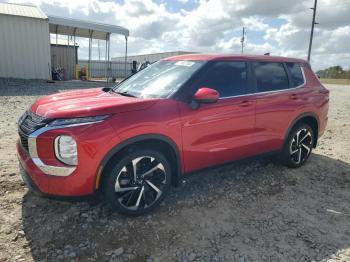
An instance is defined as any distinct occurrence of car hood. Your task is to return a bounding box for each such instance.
[30,88,158,119]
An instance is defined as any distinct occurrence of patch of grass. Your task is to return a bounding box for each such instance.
[320,78,350,85]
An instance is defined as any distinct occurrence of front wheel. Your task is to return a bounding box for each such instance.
[103,149,171,216]
[280,123,314,168]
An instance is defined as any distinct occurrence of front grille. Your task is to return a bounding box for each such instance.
[18,128,29,151]
[18,111,51,151]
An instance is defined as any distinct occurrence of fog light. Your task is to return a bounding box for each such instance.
[54,135,77,166]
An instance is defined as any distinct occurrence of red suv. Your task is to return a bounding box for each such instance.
[17,54,329,215]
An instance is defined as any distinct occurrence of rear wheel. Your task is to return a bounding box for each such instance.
[103,149,171,216]
[280,123,314,168]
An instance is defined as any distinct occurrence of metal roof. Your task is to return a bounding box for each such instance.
[0,3,129,39]
[0,3,47,19]
[48,15,129,40]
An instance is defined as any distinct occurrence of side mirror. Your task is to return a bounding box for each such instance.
[194,87,219,103]
[102,87,111,92]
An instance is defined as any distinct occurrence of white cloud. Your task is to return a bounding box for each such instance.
[242,17,269,31]
[7,0,350,70]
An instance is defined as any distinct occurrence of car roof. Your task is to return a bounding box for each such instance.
[162,53,307,64]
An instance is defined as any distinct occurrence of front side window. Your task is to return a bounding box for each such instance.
[195,61,248,98]
[286,62,304,87]
[252,62,289,92]
[113,60,205,98]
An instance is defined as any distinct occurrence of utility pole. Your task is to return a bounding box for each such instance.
[307,0,318,62]
[241,27,245,54]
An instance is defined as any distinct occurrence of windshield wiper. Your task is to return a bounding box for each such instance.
[114,91,137,98]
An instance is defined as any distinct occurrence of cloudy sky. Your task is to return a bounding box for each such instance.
[7,0,350,70]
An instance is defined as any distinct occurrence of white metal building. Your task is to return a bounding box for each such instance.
[0,3,51,79]
[0,3,129,80]
[50,42,78,80]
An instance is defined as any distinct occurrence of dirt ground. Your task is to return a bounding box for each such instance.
[0,79,349,262]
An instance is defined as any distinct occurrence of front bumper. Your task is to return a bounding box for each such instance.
[18,159,97,201]
[19,161,43,195]
[16,115,120,197]
[17,141,96,197]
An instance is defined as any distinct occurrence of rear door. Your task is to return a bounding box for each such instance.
[252,61,310,153]
[178,61,256,172]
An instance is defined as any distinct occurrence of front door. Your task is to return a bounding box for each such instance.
[179,61,256,173]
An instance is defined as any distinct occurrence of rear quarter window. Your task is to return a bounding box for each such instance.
[286,63,305,87]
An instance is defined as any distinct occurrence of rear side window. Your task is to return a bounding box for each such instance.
[252,62,289,92]
[286,63,304,87]
[195,61,248,97]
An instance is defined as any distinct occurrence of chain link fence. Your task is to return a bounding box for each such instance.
[78,60,133,79]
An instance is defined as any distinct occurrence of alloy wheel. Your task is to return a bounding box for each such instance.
[114,156,166,211]
[289,128,313,165]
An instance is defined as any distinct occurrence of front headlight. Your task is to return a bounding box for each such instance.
[48,115,109,127]
[54,135,78,166]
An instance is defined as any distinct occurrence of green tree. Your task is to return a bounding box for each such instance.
[317,66,350,79]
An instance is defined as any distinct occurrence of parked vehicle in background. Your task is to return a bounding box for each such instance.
[51,66,65,81]
[17,54,329,216]
[137,61,151,72]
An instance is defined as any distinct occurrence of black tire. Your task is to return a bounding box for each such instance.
[280,123,314,168]
[103,149,171,216]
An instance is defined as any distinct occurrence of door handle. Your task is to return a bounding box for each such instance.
[290,94,298,100]
[238,100,253,107]
[319,89,330,95]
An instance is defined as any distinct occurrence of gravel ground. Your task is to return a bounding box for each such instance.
[0,79,349,262]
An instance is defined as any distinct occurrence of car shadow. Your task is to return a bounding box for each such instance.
[22,153,350,261]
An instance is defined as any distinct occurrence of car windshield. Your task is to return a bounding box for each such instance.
[112,60,205,98]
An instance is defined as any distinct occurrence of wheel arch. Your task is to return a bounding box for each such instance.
[95,134,182,191]
[284,112,320,148]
